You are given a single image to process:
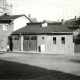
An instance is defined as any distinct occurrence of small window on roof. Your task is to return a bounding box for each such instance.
[42,22,48,27]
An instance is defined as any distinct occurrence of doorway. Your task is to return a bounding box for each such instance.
[23,36,37,51]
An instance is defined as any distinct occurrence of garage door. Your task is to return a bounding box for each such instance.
[23,36,37,51]
[13,36,20,51]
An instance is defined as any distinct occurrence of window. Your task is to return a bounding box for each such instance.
[53,37,56,44]
[3,24,9,30]
[14,36,19,40]
[31,36,37,40]
[41,22,48,27]
[61,37,65,44]
[42,37,44,40]
[24,36,29,40]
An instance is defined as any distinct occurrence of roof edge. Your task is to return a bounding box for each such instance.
[11,32,73,35]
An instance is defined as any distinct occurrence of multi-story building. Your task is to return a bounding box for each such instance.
[0,0,32,51]
[0,14,30,51]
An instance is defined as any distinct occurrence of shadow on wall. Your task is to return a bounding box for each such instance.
[74,43,80,53]
[8,36,13,51]
[0,59,80,80]
[70,59,80,64]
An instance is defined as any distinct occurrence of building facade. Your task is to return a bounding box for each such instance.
[11,22,74,54]
[0,15,13,51]
[0,14,31,51]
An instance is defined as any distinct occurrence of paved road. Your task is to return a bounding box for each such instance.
[0,52,80,79]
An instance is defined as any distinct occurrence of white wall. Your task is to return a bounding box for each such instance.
[46,35,74,54]
[14,16,30,31]
[38,35,74,54]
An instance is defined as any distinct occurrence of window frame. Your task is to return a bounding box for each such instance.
[31,36,37,40]
[53,37,56,44]
[61,37,65,44]
[42,37,44,40]
[13,36,20,40]
[3,24,9,31]
[24,36,30,40]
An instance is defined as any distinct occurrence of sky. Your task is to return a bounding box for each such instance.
[7,0,80,22]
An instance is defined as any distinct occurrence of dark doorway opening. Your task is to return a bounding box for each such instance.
[8,36,13,51]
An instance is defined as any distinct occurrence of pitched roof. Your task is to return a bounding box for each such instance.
[65,18,80,28]
[0,14,32,22]
[29,18,37,22]
[12,22,73,35]
[0,14,24,20]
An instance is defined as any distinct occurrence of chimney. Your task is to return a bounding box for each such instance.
[28,14,31,18]
[9,4,13,15]
[75,16,77,20]
[61,19,65,24]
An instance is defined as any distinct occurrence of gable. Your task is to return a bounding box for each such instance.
[14,16,30,30]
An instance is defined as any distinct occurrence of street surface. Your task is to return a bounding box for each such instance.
[0,52,80,80]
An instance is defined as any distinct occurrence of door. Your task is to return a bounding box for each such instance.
[23,36,37,51]
[29,36,37,51]
[23,36,30,51]
[8,36,13,51]
[13,36,20,51]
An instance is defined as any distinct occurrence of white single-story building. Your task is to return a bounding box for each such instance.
[10,21,75,54]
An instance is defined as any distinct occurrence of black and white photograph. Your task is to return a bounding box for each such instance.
[0,0,80,80]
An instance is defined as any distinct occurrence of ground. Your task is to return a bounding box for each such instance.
[0,52,80,80]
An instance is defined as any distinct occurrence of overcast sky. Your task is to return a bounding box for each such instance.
[7,0,80,22]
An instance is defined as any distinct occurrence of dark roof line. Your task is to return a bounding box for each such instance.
[0,14,33,22]
[23,15,33,22]
[27,21,62,25]
[11,32,73,36]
